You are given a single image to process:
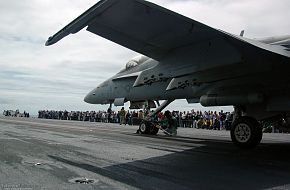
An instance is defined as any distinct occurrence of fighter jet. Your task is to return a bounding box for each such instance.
[46,0,290,148]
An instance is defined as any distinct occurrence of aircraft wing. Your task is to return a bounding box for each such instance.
[46,0,290,61]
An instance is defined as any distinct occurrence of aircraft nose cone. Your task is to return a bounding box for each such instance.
[84,94,89,103]
[84,92,95,104]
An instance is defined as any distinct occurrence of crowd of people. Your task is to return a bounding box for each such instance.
[37,108,233,130]
[2,108,233,131]
[158,110,233,130]
[37,109,144,125]
[4,108,289,134]
[4,107,290,134]
[2,109,30,118]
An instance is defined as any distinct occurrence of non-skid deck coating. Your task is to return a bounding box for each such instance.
[0,116,290,190]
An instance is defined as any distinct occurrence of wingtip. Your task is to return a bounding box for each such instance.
[45,36,53,46]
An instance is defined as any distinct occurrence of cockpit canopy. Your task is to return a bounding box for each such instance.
[126,60,138,69]
[119,55,149,73]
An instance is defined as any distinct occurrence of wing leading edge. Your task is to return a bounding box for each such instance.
[46,0,290,60]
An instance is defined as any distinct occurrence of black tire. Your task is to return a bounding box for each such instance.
[139,121,150,134]
[230,116,262,149]
[139,120,159,135]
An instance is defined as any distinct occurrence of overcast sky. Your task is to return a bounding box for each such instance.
[0,0,289,115]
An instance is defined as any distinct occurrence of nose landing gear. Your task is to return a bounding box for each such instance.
[138,100,174,135]
[139,120,159,135]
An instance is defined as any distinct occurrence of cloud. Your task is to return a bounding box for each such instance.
[0,0,289,114]
[161,0,290,37]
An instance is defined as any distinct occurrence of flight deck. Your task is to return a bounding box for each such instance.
[0,116,290,189]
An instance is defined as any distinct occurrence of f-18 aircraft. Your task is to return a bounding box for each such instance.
[46,0,290,148]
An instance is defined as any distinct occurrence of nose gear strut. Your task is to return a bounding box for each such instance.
[138,99,174,135]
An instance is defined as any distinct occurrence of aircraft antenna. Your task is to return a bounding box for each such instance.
[240,30,245,37]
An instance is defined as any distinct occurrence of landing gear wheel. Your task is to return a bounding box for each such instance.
[230,116,262,149]
[139,121,159,135]
[139,121,150,134]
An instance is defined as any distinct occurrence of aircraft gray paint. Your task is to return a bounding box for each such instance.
[46,0,290,148]
[83,55,206,106]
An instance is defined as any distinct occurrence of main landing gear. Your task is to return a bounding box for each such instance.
[138,102,263,148]
[138,100,173,135]
[230,106,263,149]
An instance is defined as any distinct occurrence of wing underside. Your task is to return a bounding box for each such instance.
[46,0,290,60]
